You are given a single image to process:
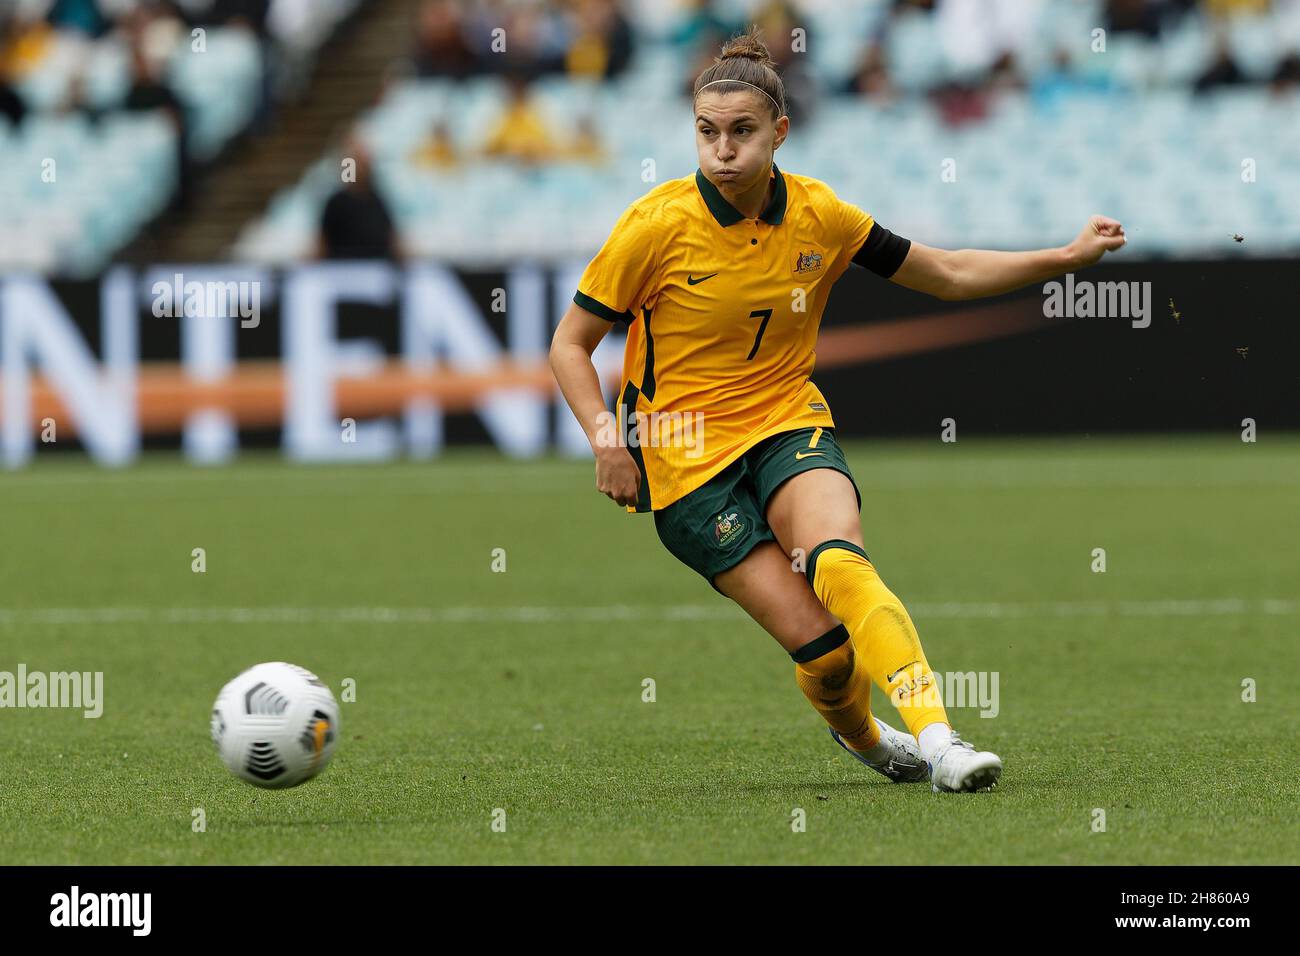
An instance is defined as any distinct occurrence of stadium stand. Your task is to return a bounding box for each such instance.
[4,0,1299,274]
[232,0,1300,265]
[0,0,365,275]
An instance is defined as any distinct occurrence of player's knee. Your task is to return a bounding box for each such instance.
[818,650,854,693]
[791,622,854,680]
[793,643,854,703]
[804,537,873,589]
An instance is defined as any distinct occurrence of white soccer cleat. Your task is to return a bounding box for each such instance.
[927,730,1002,793]
[829,718,929,783]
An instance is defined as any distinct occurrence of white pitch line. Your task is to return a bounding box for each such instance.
[0,598,1294,627]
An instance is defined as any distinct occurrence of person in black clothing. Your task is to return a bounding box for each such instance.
[1270,51,1300,94]
[0,11,29,126]
[0,81,24,126]
[123,43,192,209]
[412,0,477,79]
[1193,38,1247,94]
[318,137,401,260]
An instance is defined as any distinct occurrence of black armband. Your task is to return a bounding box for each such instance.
[851,223,912,278]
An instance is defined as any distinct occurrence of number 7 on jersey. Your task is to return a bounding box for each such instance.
[746,308,773,360]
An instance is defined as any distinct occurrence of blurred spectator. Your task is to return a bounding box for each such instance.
[123,41,192,207]
[931,0,1037,80]
[670,0,736,48]
[481,76,556,164]
[413,0,476,79]
[47,0,112,38]
[58,69,103,123]
[0,10,29,125]
[930,80,992,126]
[208,0,272,35]
[417,78,604,169]
[841,41,897,106]
[752,0,815,122]
[1269,50,1300,94]
[564,114,607,165]
[1193,37,1248,92]
[1105,0,1165,38]
[1204,0,1271,15]
[564,0,633,80]
[462,0,565,81]
[0,9,54,79]
[411,118,459,169]
[120,3,187,66]
[1030,47,1113,109]
[0,74,24,125]
[986,50,1025,95]
[319,136,400,260]
[426,0,636,82]
[123,42,183,125]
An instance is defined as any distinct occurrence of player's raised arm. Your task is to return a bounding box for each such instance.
[889,215,1127,301]
[549,301,642,507]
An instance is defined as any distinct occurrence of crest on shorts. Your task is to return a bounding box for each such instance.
[713,512,744,547]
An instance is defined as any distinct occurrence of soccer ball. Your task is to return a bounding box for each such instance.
[210,662,340,789]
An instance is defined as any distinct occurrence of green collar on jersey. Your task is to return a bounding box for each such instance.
[694,163,787,227]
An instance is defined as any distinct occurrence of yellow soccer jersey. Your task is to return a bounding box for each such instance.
[574,164,879,513]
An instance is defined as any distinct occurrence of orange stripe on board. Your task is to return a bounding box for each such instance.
[0,360,622,438]
[814,302,1056,369]
[0,305,1058,438]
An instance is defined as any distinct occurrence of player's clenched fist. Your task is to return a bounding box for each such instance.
[595,445,641,507]
[1069,215,1127,266]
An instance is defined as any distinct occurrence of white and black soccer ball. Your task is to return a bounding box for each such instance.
[210,662,340,789]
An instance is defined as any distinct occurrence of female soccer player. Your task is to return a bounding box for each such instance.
[550,33,1126,792]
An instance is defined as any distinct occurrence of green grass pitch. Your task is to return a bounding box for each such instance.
[0,435,1296,865]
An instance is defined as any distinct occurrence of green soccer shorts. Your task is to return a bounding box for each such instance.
[652,427,862,592]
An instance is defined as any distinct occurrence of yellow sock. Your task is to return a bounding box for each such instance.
[807,540,949,740]
[791,623,880,751]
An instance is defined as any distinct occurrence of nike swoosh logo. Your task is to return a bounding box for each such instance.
[686,273,719,285]
[887,661,921,682]
[794,451,825,460]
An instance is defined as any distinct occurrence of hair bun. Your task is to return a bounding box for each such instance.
[718,32,774,66]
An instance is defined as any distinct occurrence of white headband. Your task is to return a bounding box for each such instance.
[695,79,783,114]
